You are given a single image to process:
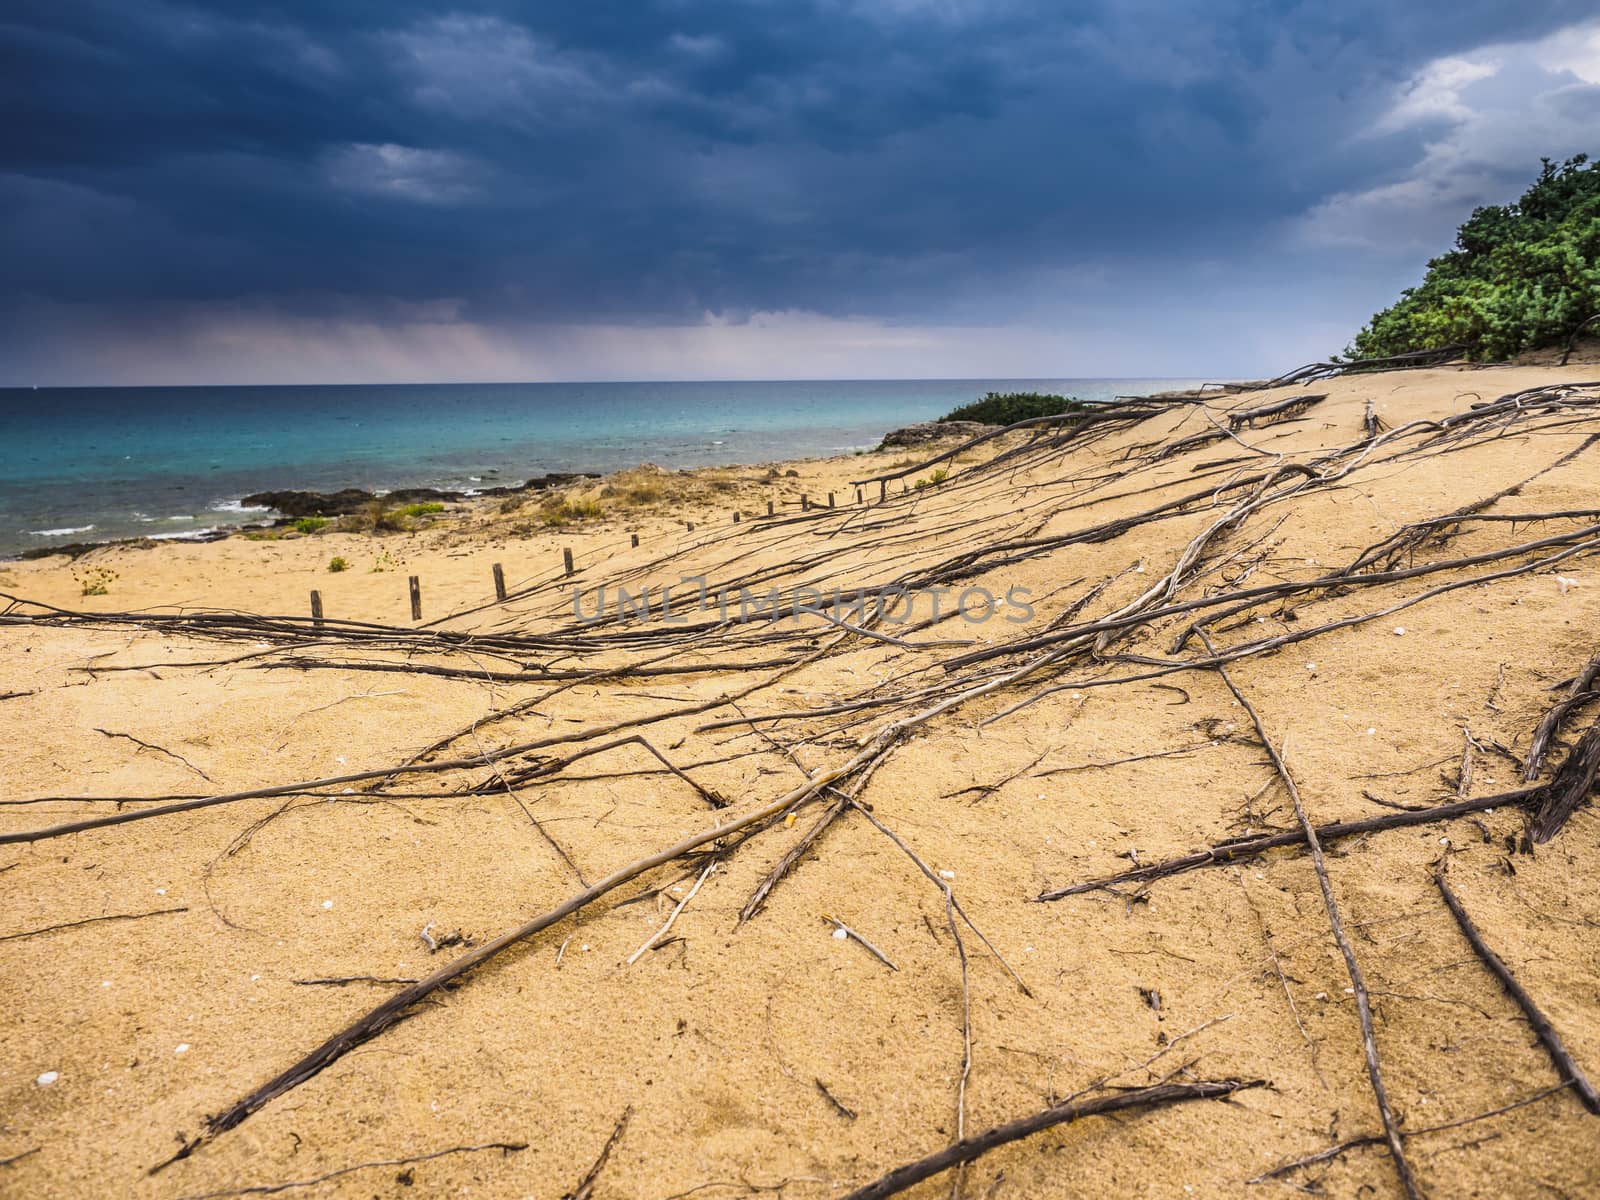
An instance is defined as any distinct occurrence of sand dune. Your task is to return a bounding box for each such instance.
[3,363,1599,1199]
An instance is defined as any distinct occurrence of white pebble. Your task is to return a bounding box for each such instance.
[36,1071,59,1086]
[1343,987,1355,995]
[1393,626,1405,636]
[321,900,333,910]
[1306,663,1316,671]
[1439,837,1451,846]
[1366,728,1376,736]
[831,927,849,940]
[938,869,955,880]
[174,1044,190,1055]
[101,980,112,988]
[155,888,166,896]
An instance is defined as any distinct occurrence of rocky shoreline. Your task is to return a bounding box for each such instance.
[9,419,1007,561]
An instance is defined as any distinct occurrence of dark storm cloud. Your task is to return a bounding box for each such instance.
[2,0,1598,363]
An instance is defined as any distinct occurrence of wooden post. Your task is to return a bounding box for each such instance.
[801,494,809,511]
[856,487,863,504]
[827,492,835,508]
[686,521,695,532]
[733,511,741,523]
[767,500,774,516]
[309,590,323,628]
[879,480,887,503]
[631,532,639,548]
[492,562,507,601]
[408,576,422,621]
[562,547,574,577]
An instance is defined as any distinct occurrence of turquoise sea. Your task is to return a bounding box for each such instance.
[0,378,1205,557]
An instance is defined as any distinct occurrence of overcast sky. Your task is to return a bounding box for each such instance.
[4,2,1599,385]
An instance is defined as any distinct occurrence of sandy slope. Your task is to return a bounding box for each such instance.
[2,363,1598,1199]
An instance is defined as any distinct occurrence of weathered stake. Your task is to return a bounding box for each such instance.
[828,492,835,508]
[733,511,741,523]
[309,590,323,627]
[802,494,810,511]
[767,499,775,516]
[492,563,507,602]
[562,547,574,577]
[630,532,639,548]
[408,576,421,621]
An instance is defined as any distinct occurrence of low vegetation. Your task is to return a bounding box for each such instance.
[939,391,1088,425]
[293,516,329,534]
[540,497,605,527]
[327,556,348,573]
[1351,154,1600,361]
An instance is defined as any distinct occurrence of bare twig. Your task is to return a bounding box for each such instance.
[0,906,188,944]
[563,1106,632,1200]
[176,1141,527,1199]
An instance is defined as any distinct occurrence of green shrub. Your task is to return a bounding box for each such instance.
[1350,155,1600,362]
[939,392,1088,425]
[394,501,445,518]
[75,566,117,596]
[327,556,348,573]
[293,516,329,534]
[541,497,604,526]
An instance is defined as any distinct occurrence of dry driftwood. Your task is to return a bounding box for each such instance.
[837,1078,1263,1200]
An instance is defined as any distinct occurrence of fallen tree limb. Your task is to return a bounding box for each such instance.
[1202,636,1421,1200]
[1434,867,1600,1113]
[1530,710,1600,843]
[838,1078,1264,1200]
[1522,646,1600,781]
[1036,787,1543,900]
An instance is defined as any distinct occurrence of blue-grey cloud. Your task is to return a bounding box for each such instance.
[2,1,1598,382]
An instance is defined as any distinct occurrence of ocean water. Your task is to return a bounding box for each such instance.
[0,378,1205,558]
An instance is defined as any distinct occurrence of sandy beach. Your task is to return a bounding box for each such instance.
[3,362,1599,1199]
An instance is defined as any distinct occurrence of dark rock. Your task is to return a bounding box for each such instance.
[878,420,998,449]
[243,472,602,516]
[241,488,390,517]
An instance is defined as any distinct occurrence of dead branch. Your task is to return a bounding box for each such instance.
[1529,709,1600,842]
[838,1079,1264,1200]
[1202,633,1421,1200]
[1433,867,1600,1113]
[1037,787,1542,899]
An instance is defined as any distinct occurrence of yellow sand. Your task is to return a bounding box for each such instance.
[2,363,1598,1199]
